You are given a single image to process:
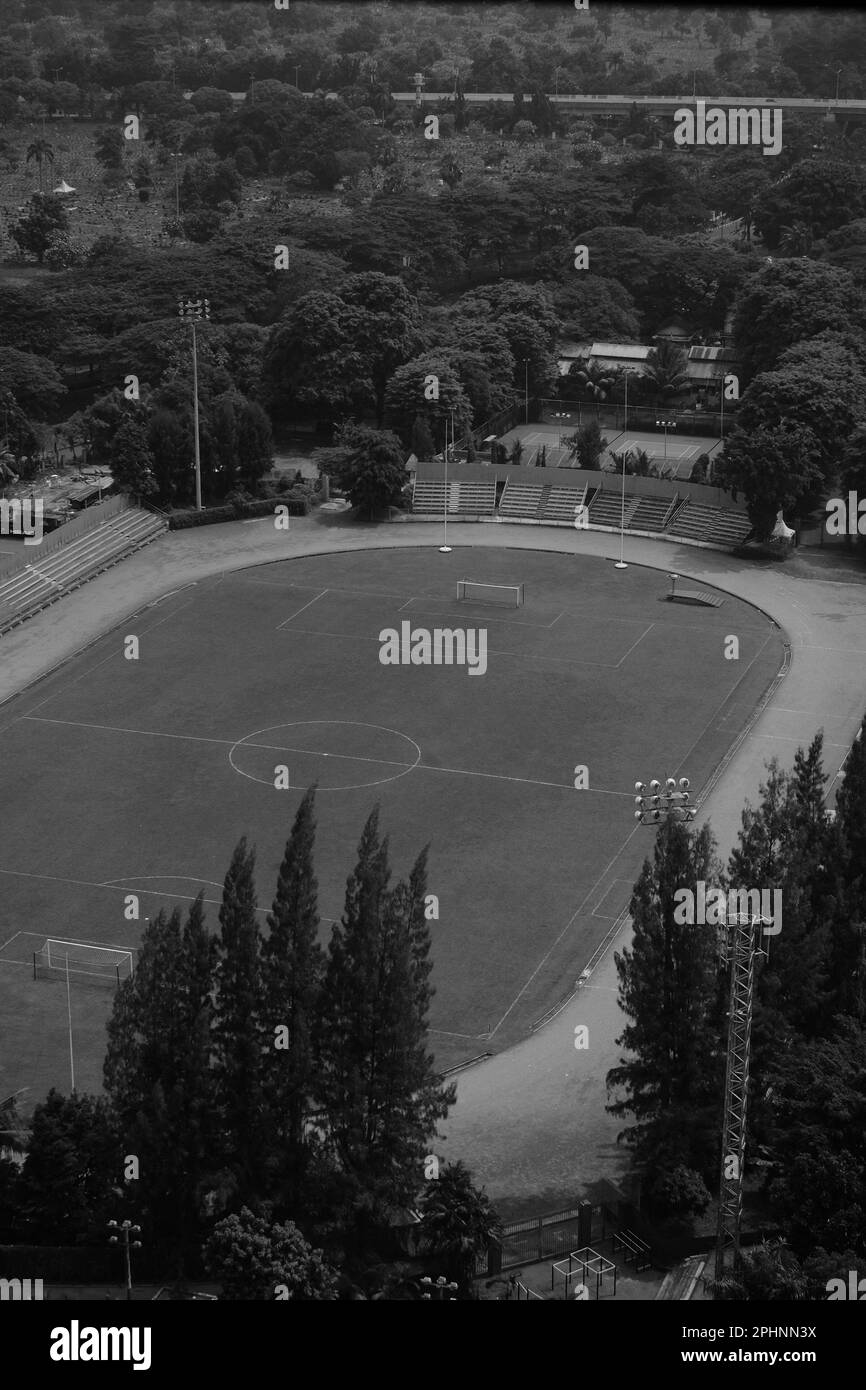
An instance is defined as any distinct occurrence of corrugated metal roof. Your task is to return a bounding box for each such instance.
[591,342,651,359]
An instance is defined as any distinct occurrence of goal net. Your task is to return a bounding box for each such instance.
[34,940,134,985]
[457,580,524,607]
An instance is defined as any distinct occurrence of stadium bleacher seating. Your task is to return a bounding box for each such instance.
[666,500,718,541]
[498,481,545,518]
[588,491,639,528]
[0,503,167,636]
[410,472,752,551]
[542,485,589,521]
[627,495,676,532]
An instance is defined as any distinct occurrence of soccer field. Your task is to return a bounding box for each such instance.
[0,547,783,1097]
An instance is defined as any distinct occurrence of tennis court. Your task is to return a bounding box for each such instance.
[498,423,724,479]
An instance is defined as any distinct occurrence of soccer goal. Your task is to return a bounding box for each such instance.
[33,940,134,986]
[457,579,524,607]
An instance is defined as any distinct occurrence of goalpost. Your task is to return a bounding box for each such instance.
[33,940,134,986]
[457,579,524,607]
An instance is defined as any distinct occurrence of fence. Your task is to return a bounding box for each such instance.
[0,495,130,580]
[535,399,729,439]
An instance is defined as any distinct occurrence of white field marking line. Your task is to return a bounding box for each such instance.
[0,929,22,954]
[671,630,775,777]
[614,622,654,668]
[487,626,783,1036]
[488,819,644,1037]
[0,865,339,922]
[395,604,565,630]
[752,734,848,747]
[276,588,329,629]
[233,575,412,601]
[429,1028,491,1039]
[269,626,647,668]
[0,587,203,739]
[20,713,632,794]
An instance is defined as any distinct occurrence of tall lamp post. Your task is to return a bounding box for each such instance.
[440,411,452,553]
[522,358,529,425]
[655,416,676,460]
[108,1220,142,1301]
[172,152,181,218]
[178,297,210,511]
[615,369,636,570]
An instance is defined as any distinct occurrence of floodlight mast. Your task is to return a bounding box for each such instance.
[713,912,763,1292]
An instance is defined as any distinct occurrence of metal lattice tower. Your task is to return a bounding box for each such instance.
[714,914,760,1287]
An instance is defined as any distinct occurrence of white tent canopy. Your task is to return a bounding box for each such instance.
[52,180,76,194]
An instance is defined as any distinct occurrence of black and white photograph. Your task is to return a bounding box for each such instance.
[0,0,865,1362]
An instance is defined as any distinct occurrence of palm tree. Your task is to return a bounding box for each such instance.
[778,221,813,256]
[26,137,55,193]
[643,340,689,398]
[570,357,617,403]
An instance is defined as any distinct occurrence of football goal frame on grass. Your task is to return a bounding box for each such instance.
[33,940,134,986]
[457,579,524,607]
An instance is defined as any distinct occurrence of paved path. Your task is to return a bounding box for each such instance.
[4,514,865,1218]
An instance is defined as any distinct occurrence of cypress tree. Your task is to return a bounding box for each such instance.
[213,837,266,1208]
[831,712,866,1022]
[103,896,216,1271]
[261,786,324,1215]
[315,811,454,1227]
[606,818,724,1191]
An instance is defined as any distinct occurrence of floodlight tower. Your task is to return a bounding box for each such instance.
[634,776,696,826]
[713,912,772,1290]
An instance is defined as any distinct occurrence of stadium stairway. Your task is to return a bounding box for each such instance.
[0,503,167,636]
[706,509,753,546]
[665,500,718,541]
[588,490,639,528]
[627,494,677,532]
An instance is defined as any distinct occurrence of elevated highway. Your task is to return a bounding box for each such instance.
[389,91,866,119]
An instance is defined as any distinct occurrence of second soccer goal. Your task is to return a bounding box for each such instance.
[457,580,524,607]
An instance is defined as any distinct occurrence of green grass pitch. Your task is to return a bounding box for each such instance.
[0,546,783,1099]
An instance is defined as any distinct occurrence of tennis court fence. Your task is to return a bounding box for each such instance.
[535,399,728,438]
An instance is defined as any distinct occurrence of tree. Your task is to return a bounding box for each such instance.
[204,1207,337,1298]
[261,787,324,1215]
[147,408,193,508]
[833,711,866,1022]
[735,331,866,480]
[567,357,616,404]
[25,137,54,193]
[10,193,69,265]
[419,1161,502,1294]
[108,414,157,498]
[716,421,823,539]
[17,1090,120,1243]
[0,347,66,418]
[763,1022,866,1258]
[94,126,125,171]
[213,838,266,1208]
[606,820,724,1188]
[732,259,866,381]
[263,290,373,422]
[753,159,866,252]
[410,414,436,461]
[314,424,407,519]
[643,341,689,398]
[548,275,640,342]
[103,897,217,1271]
[314,810,455,1228]
[339,273,421,427]
[383,355,471,452]
[566,420,606,471]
